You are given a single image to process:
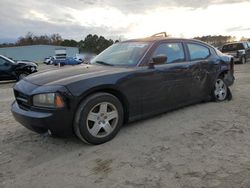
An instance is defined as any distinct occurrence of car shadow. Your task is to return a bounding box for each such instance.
[122,101,206,129]
[0,80,16,84]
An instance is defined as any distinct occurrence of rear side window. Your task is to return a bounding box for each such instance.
[152,43,185,64]
[187,43,210,61]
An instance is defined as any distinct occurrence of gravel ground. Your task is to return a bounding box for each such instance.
[1,63,250,188]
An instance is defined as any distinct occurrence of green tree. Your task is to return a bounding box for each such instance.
[16,32,63,46]
[193,35,236,47]
[0,33,115,53]
[80,34,114,54]
[61,39,78,47]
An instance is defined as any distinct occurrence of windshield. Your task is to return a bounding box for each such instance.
[222,43,244,52]
[91,42,150,66]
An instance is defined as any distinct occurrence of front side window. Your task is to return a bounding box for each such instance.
[152,43,185,64]
[187,43,210,61]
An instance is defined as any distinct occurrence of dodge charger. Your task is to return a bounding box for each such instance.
[11,37,235,144]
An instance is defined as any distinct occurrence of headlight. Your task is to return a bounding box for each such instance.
[33,93,64,108]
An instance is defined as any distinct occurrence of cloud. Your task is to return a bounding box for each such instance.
[0,0,136,40]
[74,0,249,13]
[0,0,250,42]
[226,26,250,32]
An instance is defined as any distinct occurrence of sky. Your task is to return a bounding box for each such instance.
[0,0,250,43]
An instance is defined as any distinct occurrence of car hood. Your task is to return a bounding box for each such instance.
[24,64,134,86]
[16,61,38,67]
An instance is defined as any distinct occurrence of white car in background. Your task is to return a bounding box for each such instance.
[74,53,96,63]
[74,54,85,61]
[43,56,56,65]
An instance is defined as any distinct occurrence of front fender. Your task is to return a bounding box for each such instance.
[65,71,139,121]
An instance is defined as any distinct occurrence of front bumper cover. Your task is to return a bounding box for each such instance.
[11,101,74,136]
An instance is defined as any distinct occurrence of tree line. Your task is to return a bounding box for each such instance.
[1,32,250,54]
[0,33,119,54]
[193,35,236,47]
[193,35,250,47]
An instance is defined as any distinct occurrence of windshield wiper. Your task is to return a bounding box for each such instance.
[94,61,113,66]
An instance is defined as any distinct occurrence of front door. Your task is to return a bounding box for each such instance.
[139,42,193,117]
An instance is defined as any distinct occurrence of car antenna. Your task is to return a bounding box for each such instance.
[151,32,168,37]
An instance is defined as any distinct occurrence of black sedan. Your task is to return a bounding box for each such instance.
[0,55,37,81]
[11,37,234,144]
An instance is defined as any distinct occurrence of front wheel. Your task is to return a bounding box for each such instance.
[213,78,228,102]
[74,93,124,145]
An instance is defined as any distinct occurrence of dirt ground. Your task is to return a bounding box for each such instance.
[1,63,250,188]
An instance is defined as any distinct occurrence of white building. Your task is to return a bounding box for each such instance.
[0,45,79,61]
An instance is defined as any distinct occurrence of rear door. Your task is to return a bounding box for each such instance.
[186,42,214,100]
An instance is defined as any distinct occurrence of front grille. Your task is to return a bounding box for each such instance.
[14,90,31,110]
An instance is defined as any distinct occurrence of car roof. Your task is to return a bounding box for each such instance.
[122,37,214,48]
[126,37,199,42]
[223,42,245,46]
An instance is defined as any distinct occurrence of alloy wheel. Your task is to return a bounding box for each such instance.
[86,102,119,138]
[214,79,227,101]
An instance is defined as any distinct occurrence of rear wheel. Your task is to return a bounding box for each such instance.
[213,78,228,102]
[74,93,124,145]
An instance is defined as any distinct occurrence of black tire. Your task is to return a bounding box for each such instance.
[212,76,228,102]
[74,92,124,145]
[241,56,246,64]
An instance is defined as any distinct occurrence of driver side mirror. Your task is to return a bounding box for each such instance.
[149,55,167,68]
